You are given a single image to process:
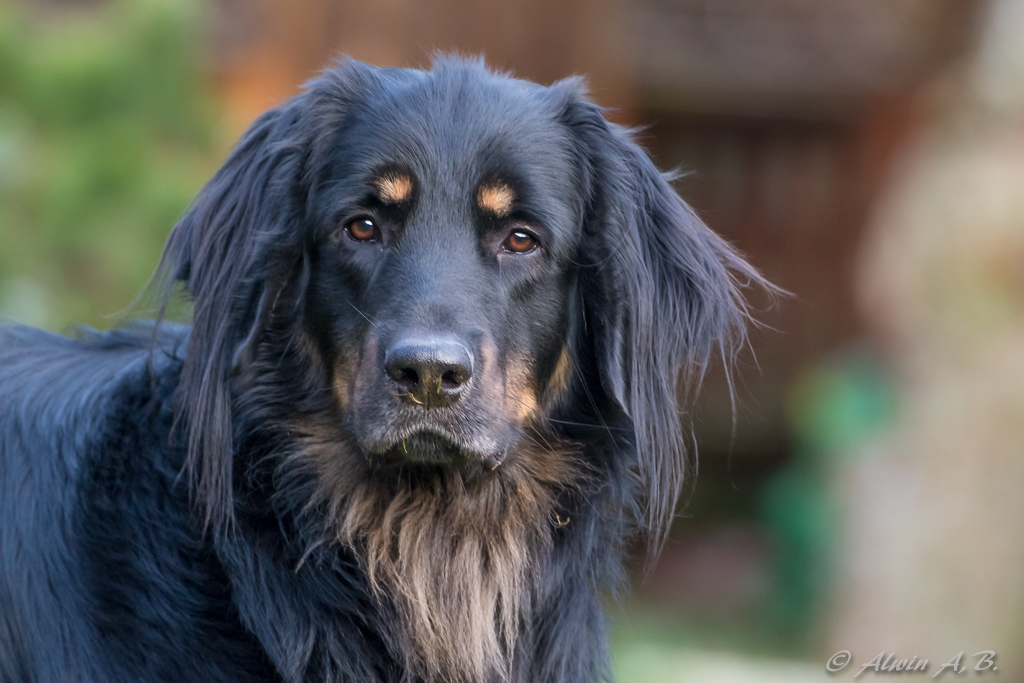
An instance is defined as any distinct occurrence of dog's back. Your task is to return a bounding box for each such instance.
[0,325,273,682]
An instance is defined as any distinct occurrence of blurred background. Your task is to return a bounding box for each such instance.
[2,0,1023,680]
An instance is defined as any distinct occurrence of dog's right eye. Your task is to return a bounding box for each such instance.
[345,217,380,243]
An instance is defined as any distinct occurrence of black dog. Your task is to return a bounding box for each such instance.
[0,57,759,682]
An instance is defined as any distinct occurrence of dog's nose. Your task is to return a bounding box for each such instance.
[384,336,474,408]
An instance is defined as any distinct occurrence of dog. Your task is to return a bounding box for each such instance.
[0,56,760,682]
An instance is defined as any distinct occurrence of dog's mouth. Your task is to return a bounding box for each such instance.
[379,431,464,465]
[370,429,504,470]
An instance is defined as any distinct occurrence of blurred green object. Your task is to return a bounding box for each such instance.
[785,349,898,459]
[759,348,897,643]
[0,0,222,330]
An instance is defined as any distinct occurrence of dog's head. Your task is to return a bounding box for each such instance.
[162,54,758,539]
[158,55,759,679]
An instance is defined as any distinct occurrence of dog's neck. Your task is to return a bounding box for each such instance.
[221,419,583,682]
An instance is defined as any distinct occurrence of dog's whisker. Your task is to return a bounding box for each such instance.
[346,299,379,325]
[543,417,628,431]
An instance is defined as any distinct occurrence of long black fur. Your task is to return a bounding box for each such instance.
[0,57,763,682]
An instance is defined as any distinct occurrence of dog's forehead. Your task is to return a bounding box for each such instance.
[308,66,584,248]
[341,73,576,194]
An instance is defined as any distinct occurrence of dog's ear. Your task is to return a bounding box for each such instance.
[562,89,765,550]
[156,59,381,530]
[153,59,403,531]
[156,93,311,531]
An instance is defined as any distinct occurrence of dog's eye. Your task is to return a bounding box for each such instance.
[502,229,538,254]
[346,217,380,243]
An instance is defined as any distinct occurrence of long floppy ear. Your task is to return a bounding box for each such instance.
[154,58,405,531]
[155,94,311,531]
[564,92,766,551]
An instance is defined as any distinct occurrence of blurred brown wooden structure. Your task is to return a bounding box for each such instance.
[831,0,1024,671]
[208,0,983,467]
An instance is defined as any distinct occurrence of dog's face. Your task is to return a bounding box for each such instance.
[164,56,758,535]
[303,79,581,471]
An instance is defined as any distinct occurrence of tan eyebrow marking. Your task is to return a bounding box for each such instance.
[477,183,515,217]
[374,174,413,204]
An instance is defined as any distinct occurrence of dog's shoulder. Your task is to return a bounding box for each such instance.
[0,322,275,682]
[0,320,188,506]
[0,321,186,408]
[0,319,188,366]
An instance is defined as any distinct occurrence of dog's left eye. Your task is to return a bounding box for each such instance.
[345,217,380,243]
[502,229,538,254]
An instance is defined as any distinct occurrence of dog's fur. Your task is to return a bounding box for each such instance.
[0,57,760,682]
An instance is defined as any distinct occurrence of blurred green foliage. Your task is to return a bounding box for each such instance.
[0,0,223,330]
[758,348,896,642]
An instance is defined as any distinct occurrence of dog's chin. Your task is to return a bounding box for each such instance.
[373,431,502,471]
[382,432,463,465]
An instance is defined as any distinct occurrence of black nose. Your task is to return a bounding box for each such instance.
[384,336,474,408]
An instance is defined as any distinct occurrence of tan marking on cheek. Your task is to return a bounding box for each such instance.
[516,389,539,422]
[351,335,379,401]
[505,354,539,423]
[480,343,495,368]
[542,344,573,407]
[476,342,503,403]
[477,183,515,217]
[374,174,413,203]
[332,366,350,412]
